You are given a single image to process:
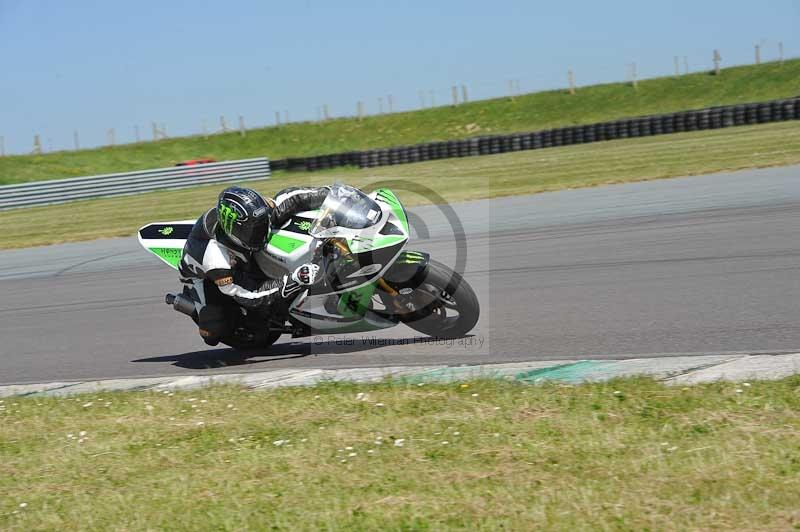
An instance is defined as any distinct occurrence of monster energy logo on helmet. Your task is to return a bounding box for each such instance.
[216,186,271,251]
[218,202,239,234]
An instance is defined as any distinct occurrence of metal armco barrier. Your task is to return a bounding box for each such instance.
[0,157,271,210]
[269,96,799,173]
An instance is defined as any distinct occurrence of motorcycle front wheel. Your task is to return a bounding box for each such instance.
[400,259,480,339]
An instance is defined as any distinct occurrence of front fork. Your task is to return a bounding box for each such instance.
[376,278,412,314]
[374,250,433,319]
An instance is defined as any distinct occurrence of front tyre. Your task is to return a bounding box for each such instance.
[400,260,480,339]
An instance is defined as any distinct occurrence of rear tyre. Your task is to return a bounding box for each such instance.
[401,260,480,339]
[220,330,282,351]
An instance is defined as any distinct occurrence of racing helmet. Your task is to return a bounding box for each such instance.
[215,186,272,252]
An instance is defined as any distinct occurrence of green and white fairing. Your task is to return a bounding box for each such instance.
[138,186,413,334]
[261,186,411,332]
[137,221,195,269]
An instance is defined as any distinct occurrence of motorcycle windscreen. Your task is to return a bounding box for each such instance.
[310,184,381,236]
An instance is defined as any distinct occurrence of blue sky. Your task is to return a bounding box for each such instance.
[0,0,797,155]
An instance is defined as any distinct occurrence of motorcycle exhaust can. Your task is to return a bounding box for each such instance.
[165,293,196,317]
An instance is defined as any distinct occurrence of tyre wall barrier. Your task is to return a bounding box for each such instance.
[266,97,798,174]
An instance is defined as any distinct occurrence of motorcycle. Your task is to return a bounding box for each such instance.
[137,184,480,350]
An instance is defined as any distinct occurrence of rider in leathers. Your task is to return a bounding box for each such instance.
[178,185,328,345]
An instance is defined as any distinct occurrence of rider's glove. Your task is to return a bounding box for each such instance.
[291,263,320,286]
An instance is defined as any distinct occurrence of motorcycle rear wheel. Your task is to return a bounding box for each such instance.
[401,260,480,339]
[221,329,282,351]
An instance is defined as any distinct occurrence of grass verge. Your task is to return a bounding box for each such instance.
[1,377,799,530]
[1,120,799,250]
[1,60,799,184]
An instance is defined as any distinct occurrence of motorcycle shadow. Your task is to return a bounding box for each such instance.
[132,335,453,371]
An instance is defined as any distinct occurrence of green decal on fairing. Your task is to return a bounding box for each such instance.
[148,247,182,269]
[268,233,307,253]
[218,203,238,234]
[372,235,406,248]
[295,220,313,232]
[375,189,408,233]
[396,251,425,264]
[337,282,378,318]
[158,226,174,236]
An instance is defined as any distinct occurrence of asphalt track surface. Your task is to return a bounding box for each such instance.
[1,166,799,385]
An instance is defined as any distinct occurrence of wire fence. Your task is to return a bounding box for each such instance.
[0,41,792,157]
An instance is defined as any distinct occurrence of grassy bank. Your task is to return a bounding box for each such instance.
[1,120,798,250]
[1,60,799,184]
[1,377,798,530]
